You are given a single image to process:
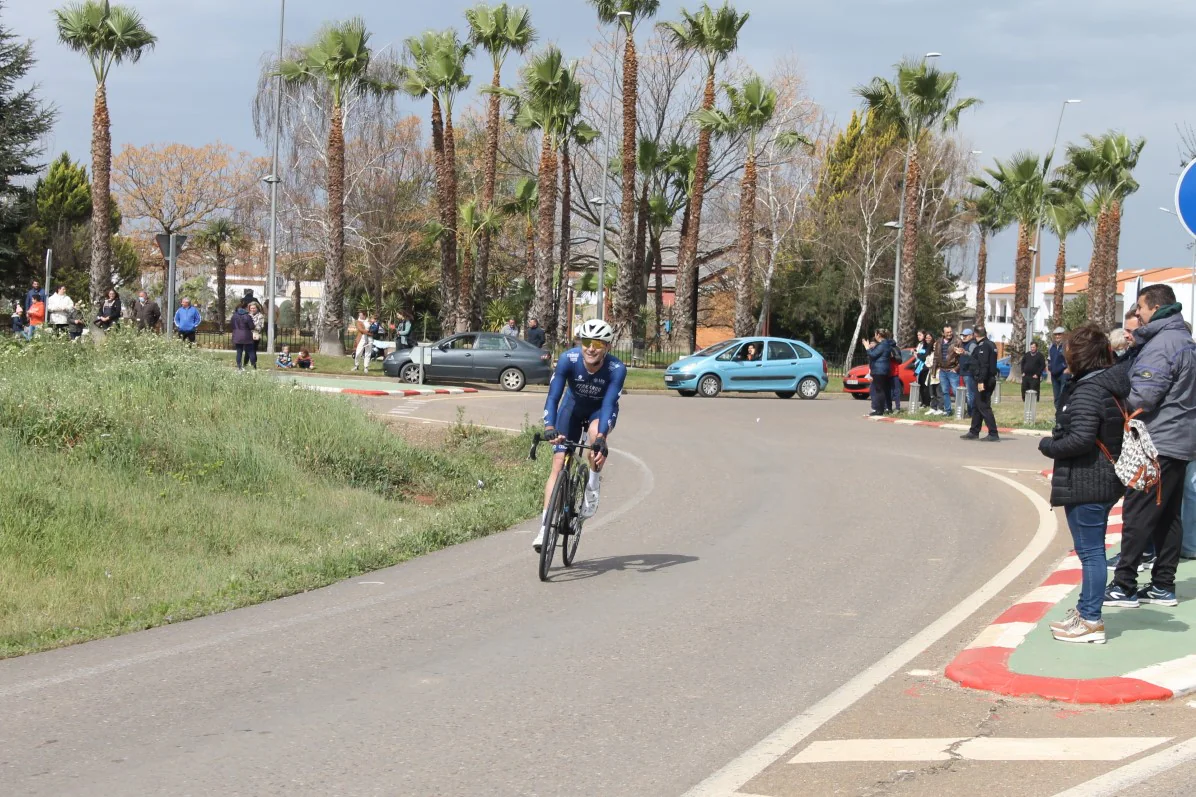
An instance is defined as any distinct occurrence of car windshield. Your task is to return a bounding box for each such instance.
[693,339,739,358]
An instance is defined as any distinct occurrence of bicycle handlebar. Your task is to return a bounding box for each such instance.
[528,432,608,461]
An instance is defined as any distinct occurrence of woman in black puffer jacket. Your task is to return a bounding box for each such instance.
[1037,323,1130,644]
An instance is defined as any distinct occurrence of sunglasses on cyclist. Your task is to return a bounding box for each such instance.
[579,337,607,349]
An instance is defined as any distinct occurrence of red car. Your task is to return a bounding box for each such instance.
[843,349,918,400]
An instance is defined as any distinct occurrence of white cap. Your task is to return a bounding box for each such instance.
[1053,326,1066,334]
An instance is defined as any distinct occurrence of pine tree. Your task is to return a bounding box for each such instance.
[0,3,57,288]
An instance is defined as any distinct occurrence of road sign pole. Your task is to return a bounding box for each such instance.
[165,235,177,338]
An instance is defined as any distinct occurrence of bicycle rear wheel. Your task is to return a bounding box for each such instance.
[561,461,586,567]
[539,463,569,581]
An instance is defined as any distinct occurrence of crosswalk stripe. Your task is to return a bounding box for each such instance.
[790,736,1172,764]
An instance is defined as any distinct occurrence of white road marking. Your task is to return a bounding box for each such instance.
[965,621,1037,650]
[905,669,937,677]
[792,737,1171,764]
[1050,736,1196,797]
[1124,654,1196,694]
[681,467,1057,797]
[357,581,384,585]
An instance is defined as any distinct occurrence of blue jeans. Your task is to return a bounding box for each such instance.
[1182,460,1196,558]
[1065,502,1114,622]
[940,370,959,413]
[964,374,977,415]
[890,375,903,411]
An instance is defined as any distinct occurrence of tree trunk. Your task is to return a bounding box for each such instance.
[846,293,870,376]
[531,137,558,329]
[652,236,664,343]
[672,71,715,352]
[525,217,535,282]
[1009,222,1032,378]
[732,153,758,337]
[473,65,502,331]
[1087,209,1109,326]
[90,82,113,307]
[1052,235,1067,329]
[320,104,347,356]
[974,232,987,326]
[456,222,472,334]
[430,95,455,335]
[216,248,227,332]
[632,182,650,342]
[292,275,302,336]
[445,105,461,331]
[896,147,921,347]
[612,34,639,337]
[1104,200,1123,328]
[671,200,691,339]
[554,144,573,347]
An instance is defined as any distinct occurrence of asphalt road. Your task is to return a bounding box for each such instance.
[1,391,1059,796]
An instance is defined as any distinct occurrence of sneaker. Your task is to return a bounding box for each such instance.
[1107,554,1121,572]
[1052,614,1106,644]
[532,526,545,553]
[1136,584,1178,607]
[580,485,600,519]
[1103,583,1140,608]
[868,411,883,417]
[1139,552,1157,572]
[960,433,979,440]
[980,434,1001,442]
[1049,608,1080,632]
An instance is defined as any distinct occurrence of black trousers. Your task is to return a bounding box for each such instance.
[1021,375,1041,401]
[1114,455,1189,592]
[870,373,890,414]
[178,330,196,344]
[968,379,998,436]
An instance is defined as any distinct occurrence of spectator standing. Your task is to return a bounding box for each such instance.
[231,301,257,370]
[25,294,45,339]
[1105,284,1196,609]
[395,312,412,348]
[249,302,265,350]
[915,331,932,408]
[23,279,45,312]
[10,302,25,335]
[863,328,895,417]
[67,302,86,340]
[1048,326,1069,412]
[95,288,121,330]
[1021,341,1047,400]
[501,317,519,337]
[1038,324,1130,644]
[526,317,546,348]
[350,311,372,372]
[958,328,978,416]
[46,285,73,334]
[926,347,943,413]
[133,291,161,331]
[174,297,201,343]
[961,325,1000,441]
[938,324,961,415]
[888,340,905,413]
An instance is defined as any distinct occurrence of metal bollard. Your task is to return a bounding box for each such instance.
[954,388,966,420]
[1024,390,1038,425]
[994,380,1002,404]
[908,382,921,414]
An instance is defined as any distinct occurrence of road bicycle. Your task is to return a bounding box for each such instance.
[528,432,607,581]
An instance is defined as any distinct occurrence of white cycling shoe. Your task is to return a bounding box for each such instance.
[532,526,545,553]
[580,486,600,519]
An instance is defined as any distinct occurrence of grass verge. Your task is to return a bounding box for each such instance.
[0,332,548,658]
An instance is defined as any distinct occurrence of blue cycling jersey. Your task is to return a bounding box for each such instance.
[543,349,626,436]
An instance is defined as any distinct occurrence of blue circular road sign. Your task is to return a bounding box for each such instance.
[1175,159,1196,238]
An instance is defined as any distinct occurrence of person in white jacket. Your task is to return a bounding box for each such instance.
[46,286,74,333]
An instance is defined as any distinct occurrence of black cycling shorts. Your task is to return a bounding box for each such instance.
[552,391,617,453]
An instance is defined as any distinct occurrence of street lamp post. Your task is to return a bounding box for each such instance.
[1160,206,1196,323]
[1028,98,1080,350]
[890,51,941,342]
[593,10,631,322]
[265,0,286,355]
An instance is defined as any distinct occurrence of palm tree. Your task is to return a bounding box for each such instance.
[466,3,536,330]
[588,0,661,336]
[855,58,980,346]
[455,200,502,330]
[696,76,808,337]
[194,218,245,331]
[499,176,539,281]
[1061,132,1145,327]
[54,1,156,307]
[970,152,1044,376]
[279,18,395,355]
[660,2,748,350]
[402,31,471,332]
[1043,180,1088,329]
[961,186,1009,327]
[556,108,599,345]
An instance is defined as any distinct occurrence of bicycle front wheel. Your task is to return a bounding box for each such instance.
[561,462,586,567]
[539,465,569,581]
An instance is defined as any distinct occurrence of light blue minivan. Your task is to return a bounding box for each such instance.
[663,337,828,399]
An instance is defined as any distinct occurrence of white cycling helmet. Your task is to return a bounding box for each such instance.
[579,318,615,343]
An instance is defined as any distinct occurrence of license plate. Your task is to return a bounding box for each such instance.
[844,379,860,386]
[665,375,678,382]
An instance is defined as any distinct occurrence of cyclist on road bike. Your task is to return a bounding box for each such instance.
[535,318,626,552]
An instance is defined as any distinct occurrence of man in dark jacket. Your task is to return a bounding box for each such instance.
[961,325,1000,441]
[938,324,961,415]
[23,279,45,312]
[1106,284,1196,608]
[1021,341,1047,400]
[525,317,546,348]
[132,291,161,331]
[1048,326,1069,412]
[958,328,978,415]
[864,329,895,417]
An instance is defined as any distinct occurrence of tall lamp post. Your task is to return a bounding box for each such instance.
[1027,98,1080,351]
[593,10,631,321]
[890,51,941,340]
[1159,206,1196,323]
[264,0,286,355]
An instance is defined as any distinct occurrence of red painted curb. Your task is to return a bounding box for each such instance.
[946,648,1172,704]
[343,389,390,397]
[993,602,1053,625]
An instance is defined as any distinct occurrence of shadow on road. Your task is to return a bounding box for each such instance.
[549,553,699,582]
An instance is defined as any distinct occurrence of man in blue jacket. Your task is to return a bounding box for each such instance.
[863,328,895,417]
[1106,284,1196,608]
[174,296,202,344]
[23,279,45,312]
[1048,326,1069,412]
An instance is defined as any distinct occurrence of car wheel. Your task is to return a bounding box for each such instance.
[851,393,869,400]
[698,374,721,398]
[797,376,821,400]
[677,389,697,397]
[774,391,795,399]
[399,363,420,384]
[499,367,525,392]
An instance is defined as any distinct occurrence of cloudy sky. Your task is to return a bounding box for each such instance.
[10,0,1196,282]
